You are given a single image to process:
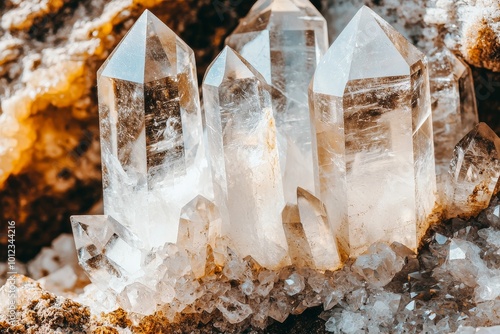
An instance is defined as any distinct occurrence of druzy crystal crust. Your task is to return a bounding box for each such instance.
[309,6,437,256]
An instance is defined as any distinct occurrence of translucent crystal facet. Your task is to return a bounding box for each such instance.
[70,215,143,292]
[282,188,342,270]
[428,46,479,183]
[177,195,221,278]
[309,6,437,256]
[226,0,329,203]
[97,10,211,248]
[202,46,290,269]
[445,123,500,218]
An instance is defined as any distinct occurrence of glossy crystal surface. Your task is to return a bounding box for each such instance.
[309,6,437,256]
[226,0,329,203]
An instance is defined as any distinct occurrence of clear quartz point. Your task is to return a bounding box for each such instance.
[177,195,222,278]
[202,46,290,269]
[445,123,500,218]
[226,0,329,203]
[282,188,342,270]
[70,215,143,292]
[97,10,212,248]
[309,6,437,257]
[428,45,479,188]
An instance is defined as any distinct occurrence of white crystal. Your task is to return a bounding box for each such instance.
[476,274,500,302]
[217,295,253,324]
[351,243,405,288]
[284,272,306,296]
[226,0,329,203]
[309,6,436,257]
[118,282,157,315]
[38,265,78,294]
[202,46,290,269]
[97,10,212,248]
[445,239,489,287]
[338,310,366,334]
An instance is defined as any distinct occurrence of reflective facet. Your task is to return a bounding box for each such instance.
[70,215,143,292]
[203,46,290,269]
[226,0,329,203]
[97,10,212,248]
[309,6,437,256]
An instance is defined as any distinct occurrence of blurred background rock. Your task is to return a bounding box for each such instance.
[0,0,498,261]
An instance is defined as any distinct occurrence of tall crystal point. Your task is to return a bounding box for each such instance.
[428,45,479,181]
[97,10,211,248]
[445,123,500,218]
[226,0,329,203]
[202,46,290,269]
[309,6,437,256]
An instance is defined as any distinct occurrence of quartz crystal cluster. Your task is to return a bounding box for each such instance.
[67,0,500,327]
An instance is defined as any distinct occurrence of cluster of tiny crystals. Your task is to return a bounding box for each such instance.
[61,0,500,331]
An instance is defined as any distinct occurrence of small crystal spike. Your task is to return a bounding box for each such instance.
[177,195,221,278]
[309,6,437,256]
[282,190,342,270]
[282,203,314,268]
[203,46,290,269]
[70,215,143,292]
[226,0,329,203]
[97,10,212,248]
[445,123,500,218]
[428,46,479,182]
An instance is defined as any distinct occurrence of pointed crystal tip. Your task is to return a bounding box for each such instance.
[203,46,267,87]
[313,5,423,96]
[98,9,184,84]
